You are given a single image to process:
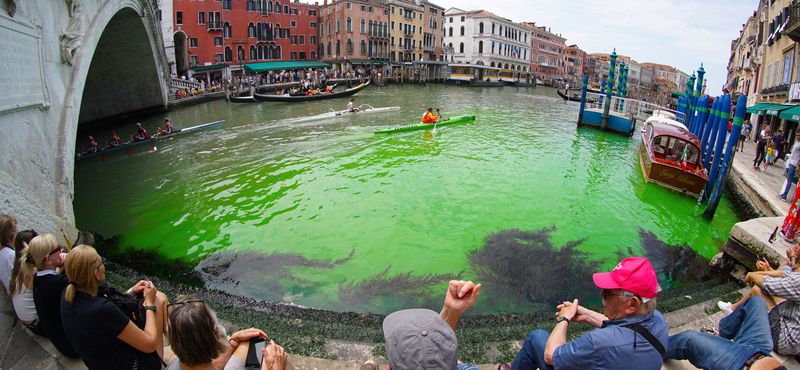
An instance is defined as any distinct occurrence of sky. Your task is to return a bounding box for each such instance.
[430,0,760,95]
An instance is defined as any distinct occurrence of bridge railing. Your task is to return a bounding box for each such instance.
[583,92,686,123]
[171,78,203,91]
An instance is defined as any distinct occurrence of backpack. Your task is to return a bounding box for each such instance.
[97,284,146,329]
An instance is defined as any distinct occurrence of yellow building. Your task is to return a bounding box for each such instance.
[377,0,425,62]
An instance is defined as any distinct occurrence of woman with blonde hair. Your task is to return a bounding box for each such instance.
[166,297,292,370]
[0,214,18,293]
[8,229,47,337]
[61,245,168,370]
[21,233,78,358]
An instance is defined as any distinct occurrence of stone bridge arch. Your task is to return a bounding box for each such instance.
[0,0,169,240]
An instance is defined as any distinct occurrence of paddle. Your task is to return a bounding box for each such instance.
[151,130,160,152]
[432,108,441,134]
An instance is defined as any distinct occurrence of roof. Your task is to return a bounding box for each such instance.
[647,121,701,148]
[244,61,331,73]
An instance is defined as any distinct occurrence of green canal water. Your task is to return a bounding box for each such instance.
[74,84,739,314]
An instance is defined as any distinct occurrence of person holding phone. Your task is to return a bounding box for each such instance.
[165,297,294,370]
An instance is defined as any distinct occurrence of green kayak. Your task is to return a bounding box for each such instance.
[374,115,476,134]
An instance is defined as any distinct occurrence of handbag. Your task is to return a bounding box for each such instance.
[98,284,146,329]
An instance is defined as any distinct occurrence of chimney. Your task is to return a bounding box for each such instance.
[324,0,327,5]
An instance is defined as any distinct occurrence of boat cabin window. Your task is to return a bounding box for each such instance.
[653,135,668,155]
[646,124,654,143]
[666,138,700,166]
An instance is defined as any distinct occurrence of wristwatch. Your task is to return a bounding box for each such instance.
[144,306,157,313]
[556,316,570,324]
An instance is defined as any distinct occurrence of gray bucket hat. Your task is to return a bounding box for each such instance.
[382,309,458,370]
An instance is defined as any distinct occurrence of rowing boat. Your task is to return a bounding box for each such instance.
[76,120,225,160]
[294,105,400,122]
[373,115,476,134]
[253,81,369,102]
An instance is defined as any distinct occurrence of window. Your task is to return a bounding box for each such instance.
[247,0,255,11]
[361,19,366,33]
[189,55,198,66]
[478,40,483,53]
[479,22,483,33]
[198,12,205,24]
[275,1,281,13]
[460,26,464,36]
[223,22,231,38]
[291,51,297,60]
[283,29,290,38]
[290,8,297,15]
[449,17,453,23]
[215,53,224,63]
[224,46,232,61]
[299,35,304,44]
[327,21,331,34]
[223,0,231,10]
[291,35,297,44]
[309,10,316,16]
[392,6,394,14]
[275,24,281,38]
[311,51,315,59]
[346,17,352,32]
[248,23,255,37]
[250,45,256,60]
[369,6,373,13]
[361,5,366,11]
[461,16,465,22]
[336,40,340,55]
[237,45,245,61]
[291,20,296,27]
[346,2,351,9]
[337,18,340,33]
[299,51,306,60]
[346,38,353,54]
[214,36,222,46]
[384,9,388,15]
[310,35,316,44]
[448,27,452,37]
[391,21,395,30]
[176,11,183,25]
[361,40,366,54]
[284,5,288,13]
[391,36,394,46]
[310,22,316,28]
[189,37,198,47]
[327,42,331,55]
[459,42,464,53]
[327,6,331,15]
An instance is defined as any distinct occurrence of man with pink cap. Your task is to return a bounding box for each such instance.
[510,257,668,370]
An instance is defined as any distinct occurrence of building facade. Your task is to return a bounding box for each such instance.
[421,0,445,61]
[442,8,531,72]
[169,0,319,79]
[522,23,565,82]
[318,0,390,66]
[564,44,585,84]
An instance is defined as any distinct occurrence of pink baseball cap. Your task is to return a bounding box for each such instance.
[592,257,658,299]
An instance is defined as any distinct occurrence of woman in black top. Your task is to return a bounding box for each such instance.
[21,234,78,358]
[61,245,168,370]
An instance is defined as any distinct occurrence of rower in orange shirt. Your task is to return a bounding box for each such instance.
[421,108,440,124]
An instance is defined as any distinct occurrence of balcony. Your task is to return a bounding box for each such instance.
[784,2,800,43]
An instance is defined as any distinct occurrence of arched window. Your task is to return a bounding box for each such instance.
[336,40,340,55]
[492,23,495,34]
[490,62,495,67]
[250,45,256,60]
[327,21,331,35]
[327,42,331,55]
[361,40,366,54]
[346,17,352,32]
[255,0,261,11]
[336,18,340,33]
[275,24,281,38]
[258,45,263,59]
[224,46,232,62]
[505,63,509,69]
[460,26,464,36]
[237,45,245,61]
[274,45,281,59]
[223,22,231,38]
[268,1,272,12]
[459,42,464,53]
[479,22,484,33]
[346,38,353,54]
[364,19,368,34]
[248,23,255,38]
[275,1,281,13]
[256,22,262,40]
[478,40,483,54]
[448,27,452,37]
[383,23,387,37]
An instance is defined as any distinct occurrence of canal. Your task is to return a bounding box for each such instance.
[73,84,739,314]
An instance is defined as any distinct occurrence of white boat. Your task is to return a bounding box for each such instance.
[294,105,400,122]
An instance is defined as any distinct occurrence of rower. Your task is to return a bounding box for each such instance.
[131,123,148,142]
[81,136,99,154]
[347,98,360,113]
[158,118,173,135]
[421,108,440,124]
[105,131,121,148]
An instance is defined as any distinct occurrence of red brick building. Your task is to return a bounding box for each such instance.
[520,22,565,83]
[317,0,390,68]
[171,0,320,78]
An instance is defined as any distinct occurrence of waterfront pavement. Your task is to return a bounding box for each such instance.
[4,135,800,370]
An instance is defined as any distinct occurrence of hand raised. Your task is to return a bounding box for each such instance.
[556,299,579,322]
[230,328,268,346]
[262,341,287,370]
[443,280,481,314]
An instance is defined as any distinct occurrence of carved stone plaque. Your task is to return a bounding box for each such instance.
[0,13,50,115]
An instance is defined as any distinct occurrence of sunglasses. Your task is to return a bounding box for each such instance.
[48,246,63,256]
[93,257,106,270]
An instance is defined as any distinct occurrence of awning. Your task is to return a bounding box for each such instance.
[193,64,226,71]
[764,104,794,116]
[746,103,773,114]
[670,91,686,98]
[779,105,800,121]
[244,61,331,73]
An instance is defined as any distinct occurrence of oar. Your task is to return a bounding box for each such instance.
[151,129,160,152]
[432,109,442,134]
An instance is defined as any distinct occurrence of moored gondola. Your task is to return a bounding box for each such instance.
[252,81,369,102]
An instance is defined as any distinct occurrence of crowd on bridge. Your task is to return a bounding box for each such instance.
[2,211,800,370]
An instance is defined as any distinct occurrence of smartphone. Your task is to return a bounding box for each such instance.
[245,337,267,369]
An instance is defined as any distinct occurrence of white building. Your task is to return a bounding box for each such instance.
[442,8,531,72]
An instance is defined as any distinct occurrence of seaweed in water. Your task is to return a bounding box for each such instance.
[637,227,709,284]
[101,234,203,286]
[197,248,355,301]
[467,226,603,311]
[337,266,463,311]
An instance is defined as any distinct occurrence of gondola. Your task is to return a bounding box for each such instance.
[557,90,582,102]
[76,120,224,160]
[229,96,257,103]
[253,81,369,102]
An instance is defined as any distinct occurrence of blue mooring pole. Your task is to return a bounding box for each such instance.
[599,79,606,109]
[601,49,618,130]
[703,96,722,171]
[701,96,719,157]
[618,61,626,112]
[578,74,588,127]
[704,94,731,199]
[704,94,746,219]
[695,95,709,138]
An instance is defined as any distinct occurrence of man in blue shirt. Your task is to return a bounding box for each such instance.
[510,257,668,370]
